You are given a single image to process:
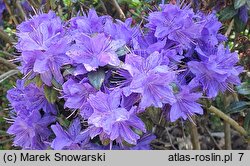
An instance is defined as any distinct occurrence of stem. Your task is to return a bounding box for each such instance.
[204,126,222,150]
[44,0,51,12]
[15,0,27,20]
[207,106,247,136]
[225,19,234,37]
[27,0,40,9]
[223,89,239,150]
[224,123,232,149]
[3,0,19,26]
[0,139,12,144]
[165,127,177,150]
[0,50,16,57]
[79,2,103,15]
[100,0,108,14]
[0,29,15,44]
[0,70,19,83]
[110,0,126,20]
[188,116,200,150]
[0,57,18,69]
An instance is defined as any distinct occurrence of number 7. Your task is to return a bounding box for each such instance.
[238,153,244,161]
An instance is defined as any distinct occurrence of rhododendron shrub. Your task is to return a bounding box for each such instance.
[6,3,242,150]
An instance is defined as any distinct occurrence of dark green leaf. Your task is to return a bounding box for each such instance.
[244,110,250,131]
[219,5,238,21]
[236,82,250,95]
[146,107,165,125]
[234,15,247,32]
[88,69,105,90]
[44,85,58,103]
[225,101,250,114]
[234,0,247,9]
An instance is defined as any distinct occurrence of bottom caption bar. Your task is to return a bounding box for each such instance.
[0,150,248,166]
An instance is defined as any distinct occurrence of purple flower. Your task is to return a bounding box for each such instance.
[69,9,111,34]
[7,110,55,150]
[188,44,242,98]
[169,86,203,122]
[21,40,71,86]
[198,12,226,47]
[7,80,57,117]
[146,4,202,49]
[121,92,140,111]
[130,134,156,150]
[87,89,146,145]
[16,11,64,51]
[123,52,176,108]
[132,32,183,65]
[17,11,71,86]
[51,118,90,150]
[62,78,96,119]
[66,33,123,71]
[96,133,155,150]
[104,18,140,45]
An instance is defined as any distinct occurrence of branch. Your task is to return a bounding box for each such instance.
[204,126,222,150]
[223,91,234,150]
[188,116,200,150]
[3,0,19,26]
[0,57,18,69]
[79,2,103,15]
[224,123,232,149]
[207,106,247,136]
[15,0,27,20]
[0,29,15,44]
[0,70,19,83]
[27,0,40,9]
[0,50,16,57]
[225,19,234,38]
[110,0,126,20]
[100,0,108,14]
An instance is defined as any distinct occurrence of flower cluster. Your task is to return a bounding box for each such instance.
[7,3,242,150]
[7,80,56,149]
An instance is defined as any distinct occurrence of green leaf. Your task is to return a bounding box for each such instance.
[146,107,165,126]
[44,85,58,103]
[116,46,130,57]
[225,101,250,114]
[51,78,62,89]
[34,76,43,87]
[131,0,142,7]
[234,0,247,9]
[63,0,71,6]
[236,82,250,95]
[219,5,238,21]
[244,111,250,131]
[88,69,105,90]
[234,15,247,32]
